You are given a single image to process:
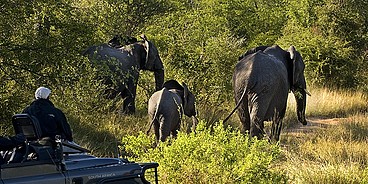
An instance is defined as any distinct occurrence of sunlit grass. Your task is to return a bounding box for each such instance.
[288,87,367,118]
[284,87,367,128]
[283,160,368,184]
[281,113,368,183]
[68,109,150,157]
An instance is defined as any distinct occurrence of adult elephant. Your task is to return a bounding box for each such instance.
[84,35,164,114]
[147,80,198,142]
[230,45,310,141]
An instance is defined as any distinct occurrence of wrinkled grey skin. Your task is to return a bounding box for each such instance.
[84,35,164,114]
[233,45,308,141]
[148,80,198,142]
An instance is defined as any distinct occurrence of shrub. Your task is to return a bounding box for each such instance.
[121,121,287,183]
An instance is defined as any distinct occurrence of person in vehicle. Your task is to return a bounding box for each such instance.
[22,87,73,142]
[0,134,25,164]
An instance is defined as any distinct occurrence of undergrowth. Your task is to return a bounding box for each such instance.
[121,121,288,184]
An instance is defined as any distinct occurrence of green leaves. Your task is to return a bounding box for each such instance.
[121,121,287,183]
[280,0,368,88]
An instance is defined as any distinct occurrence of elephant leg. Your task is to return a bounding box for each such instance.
[171,120,181,138]
[249,102,266,139]
[123,96,135,114]
[171,129,178,139]
[271,107,286,142]
[250,117,264,139]
[121,80,136,114]
[271,118,282,142]
[159,117,171,142]
[235,92,251,134]
[153,120,160,142]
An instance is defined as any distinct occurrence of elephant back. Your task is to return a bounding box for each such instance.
[238,45,269,61]
[149,88,183,118]
[87,44,139,71]
[234,51,288,94]
[108,35,138,48]
[162,80,184,91]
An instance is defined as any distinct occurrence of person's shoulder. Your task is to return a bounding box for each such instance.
[22,106,29,113]
[22,104,33,113]
[53,107,66,116]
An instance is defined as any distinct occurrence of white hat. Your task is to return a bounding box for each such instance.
[35,87,51,99]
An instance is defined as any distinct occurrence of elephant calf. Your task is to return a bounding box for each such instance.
[148,80,198,142]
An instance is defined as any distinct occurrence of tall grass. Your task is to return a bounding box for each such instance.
[283,87,367,128]
[280,87,367,183]
[288,87,367,118]
[281,113,368,183]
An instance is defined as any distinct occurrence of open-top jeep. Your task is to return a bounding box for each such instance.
[0,114,158,184]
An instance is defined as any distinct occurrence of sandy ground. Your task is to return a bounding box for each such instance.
[283,117,347,136]
[283,117,347,135]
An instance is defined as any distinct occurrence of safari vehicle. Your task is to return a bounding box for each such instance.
[0,114,159,184]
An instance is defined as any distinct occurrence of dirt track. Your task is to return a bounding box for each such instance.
[284,117,347,135]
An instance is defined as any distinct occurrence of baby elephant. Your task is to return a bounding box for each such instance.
[148,80,198,142]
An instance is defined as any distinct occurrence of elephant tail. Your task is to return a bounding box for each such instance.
[146,88,166,135]
[223,87,247,124]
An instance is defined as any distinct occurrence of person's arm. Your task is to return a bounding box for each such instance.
[0,134,25,151]
[0,137,15,151]
[57,109,73,142]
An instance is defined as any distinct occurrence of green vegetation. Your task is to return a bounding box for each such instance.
[122,122,288,183]
[1,0,367,183]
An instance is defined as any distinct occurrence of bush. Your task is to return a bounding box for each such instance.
[121,121,287,183]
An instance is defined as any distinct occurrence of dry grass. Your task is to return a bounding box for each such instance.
[289,87,367,117]
[263,87,368,183]
[281,113,368,183]
[283,87,367,129]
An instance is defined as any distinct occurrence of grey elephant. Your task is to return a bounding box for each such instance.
[230,45,310,141]
[147,80,198,142]
[84,35,164,114]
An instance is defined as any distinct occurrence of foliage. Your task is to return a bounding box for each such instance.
[79,0,171,38]
[1,0,367,124]
[121,121,287,183]
[226,0,288,47]
[280,0,368,88]
[277,25,357,88]
[0,0,97,132]
[144,3,242,105]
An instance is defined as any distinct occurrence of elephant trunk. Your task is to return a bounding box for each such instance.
[191,116,199,132]
[294,89,307,125]
[154,68,164,91]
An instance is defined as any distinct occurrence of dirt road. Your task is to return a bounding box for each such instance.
[284,117,347,135]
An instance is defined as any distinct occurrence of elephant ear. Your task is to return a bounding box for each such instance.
[140,34,156,70]
[288,46,304,87]
[182,82,189,108]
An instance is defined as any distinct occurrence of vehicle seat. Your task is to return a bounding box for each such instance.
[12,114,58,162]
[12,114,42,141]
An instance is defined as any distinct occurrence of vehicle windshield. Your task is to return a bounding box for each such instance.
[62,141,90,154]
